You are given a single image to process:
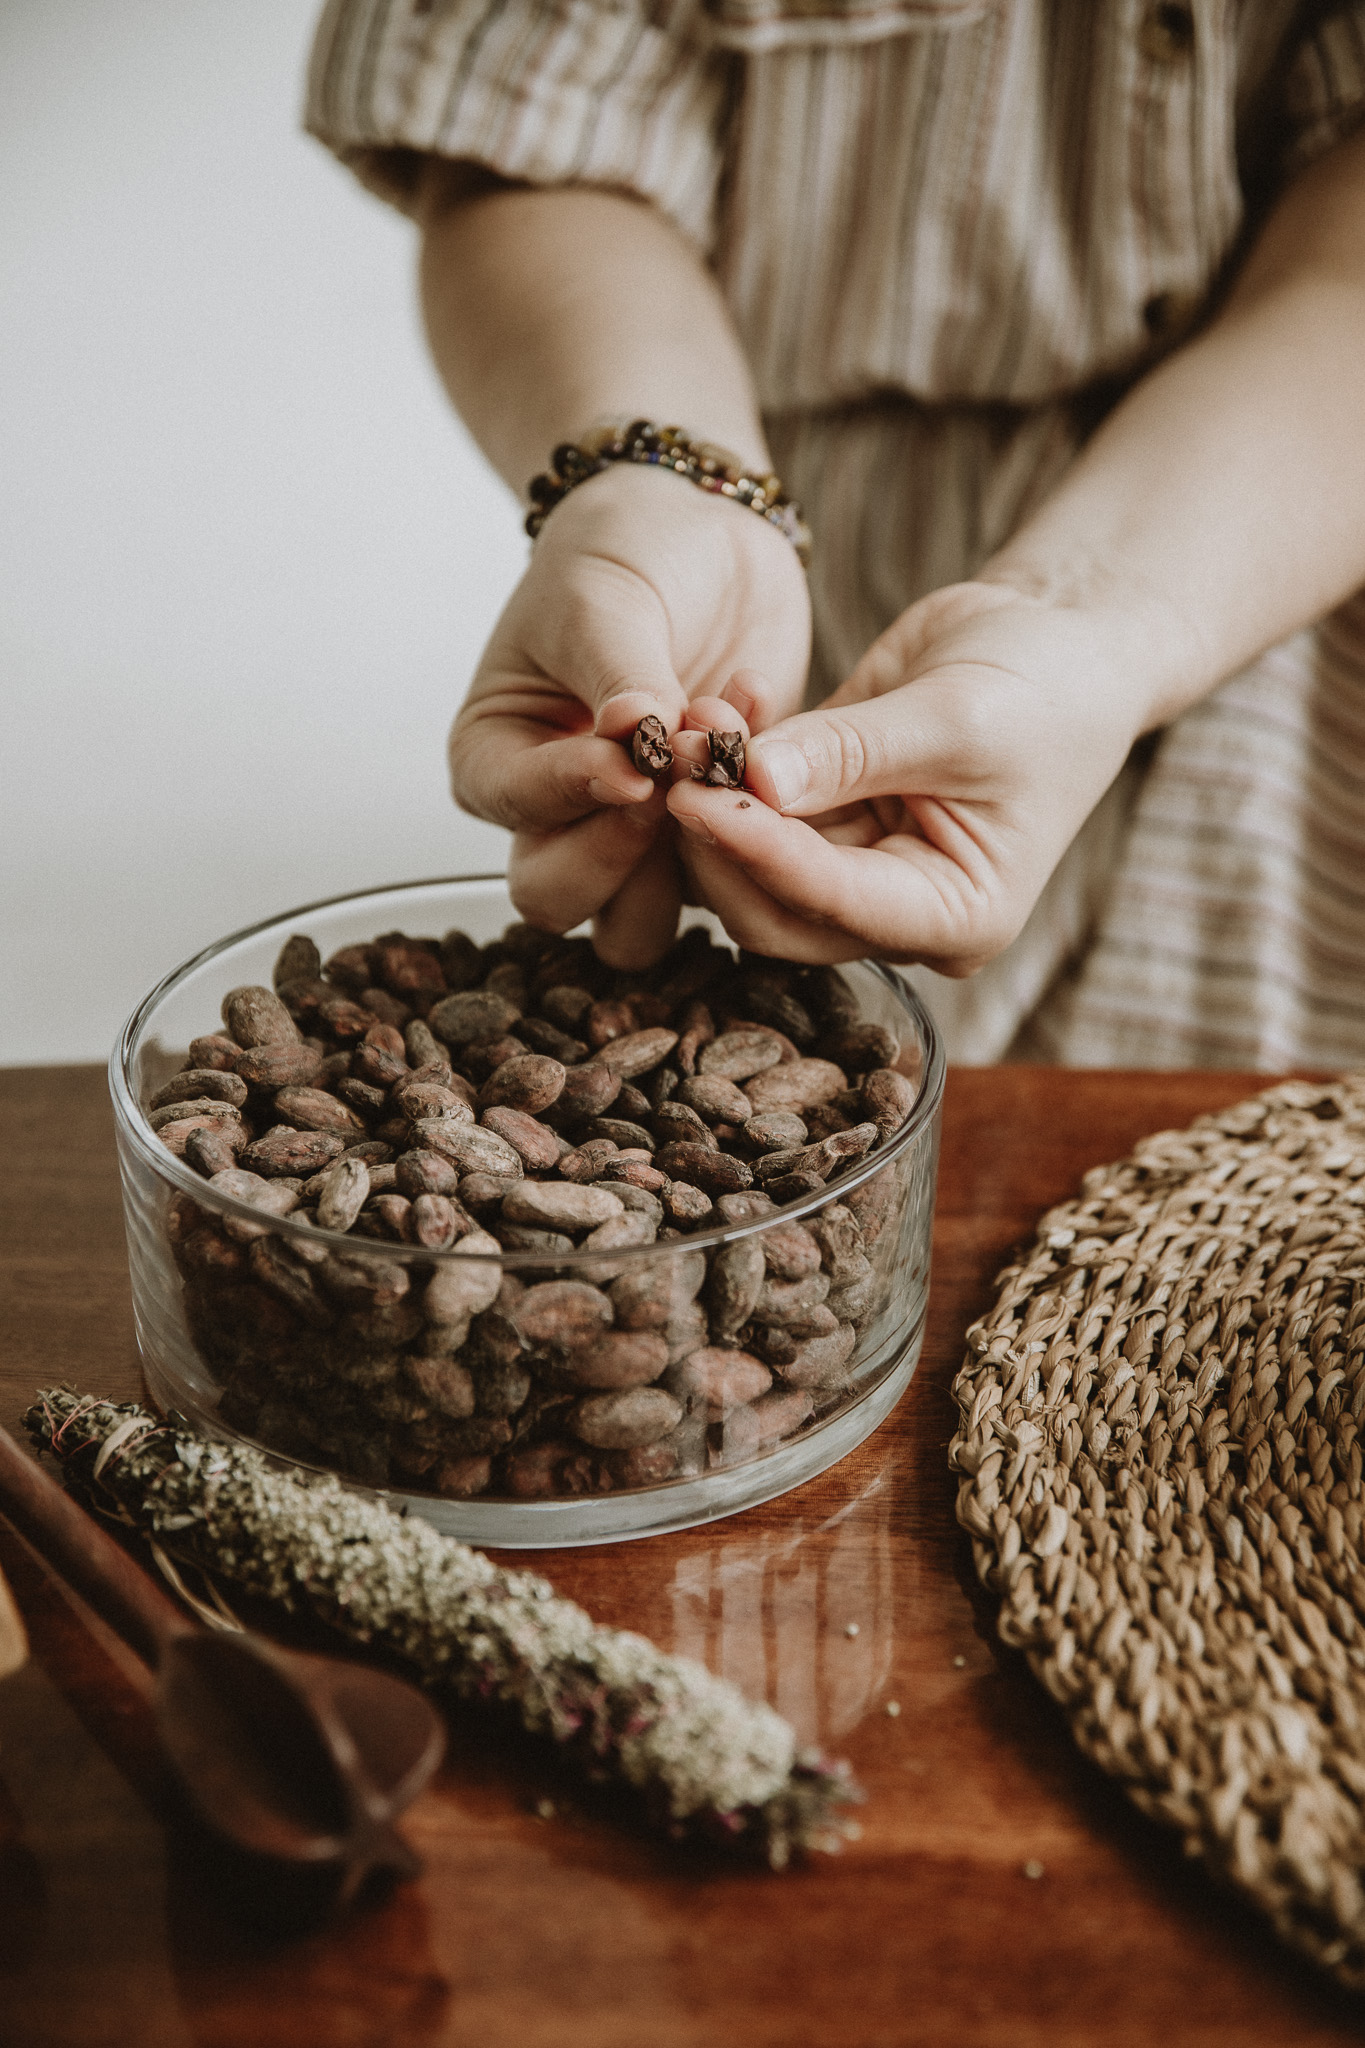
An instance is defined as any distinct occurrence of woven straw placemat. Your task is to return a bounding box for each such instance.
[951,1075,1365,1987]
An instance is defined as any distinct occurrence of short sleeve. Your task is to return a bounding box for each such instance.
[304,0,731,248]
[1281,3,1365,173]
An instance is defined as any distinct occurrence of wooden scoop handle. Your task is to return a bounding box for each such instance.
[0,1422,187,1668]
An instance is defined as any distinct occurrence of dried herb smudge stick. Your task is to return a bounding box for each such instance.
[26,1388,861,1866]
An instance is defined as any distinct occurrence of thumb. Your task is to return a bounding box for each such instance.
[556,586,688,746]
[745,691,934,815]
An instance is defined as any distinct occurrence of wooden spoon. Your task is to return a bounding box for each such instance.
[0,1558,28,1679]
[0,1423,444,1906]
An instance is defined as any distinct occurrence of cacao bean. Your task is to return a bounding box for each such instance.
[410,1119,524,1179]
[222,984,301,1049]
[501,1181,624,1233]
[563,1331,668,1389]
[241,1127,346,1178]
[669,1347,771,1416]
[775,1323,857,1389]
[479,1104,561,1170]
[704,1239,765,1335]
[569,1387,681,1450]
[188,1033,242,1072]
[744,1058,848,1114]
[513,1280,614,1349]
[698,1029,783,1082]
[183,1124,244,1177]
[585,1027,679,1078]
[151,1069,247,1112]
[236,1041,326,1089]
[661,1180,714,1227]
[653,1143,752,1195]
[314,1157,371,1233]
[427,989,521,1046]
[478,1053,565,1114]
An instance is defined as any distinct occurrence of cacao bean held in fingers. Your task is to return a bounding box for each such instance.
[631,713,673,777]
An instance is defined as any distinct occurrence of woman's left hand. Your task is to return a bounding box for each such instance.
[666,580,1167,972]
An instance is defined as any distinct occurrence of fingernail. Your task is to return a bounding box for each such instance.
[755,739,807,813]
[675,813,715,845]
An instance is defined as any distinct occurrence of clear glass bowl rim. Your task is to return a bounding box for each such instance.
[109,873,946,1273]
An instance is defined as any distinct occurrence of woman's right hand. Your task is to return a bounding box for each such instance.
[448,463,810,965]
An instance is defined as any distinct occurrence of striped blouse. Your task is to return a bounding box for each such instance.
[306,0,1365,1068]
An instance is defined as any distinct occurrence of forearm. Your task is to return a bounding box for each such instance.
[983,127,1365,730]
[417,168,770,490]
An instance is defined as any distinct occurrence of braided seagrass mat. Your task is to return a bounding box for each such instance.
[951,1074,1365,1988]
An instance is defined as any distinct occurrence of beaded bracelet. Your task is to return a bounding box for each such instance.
[525,420,811,564]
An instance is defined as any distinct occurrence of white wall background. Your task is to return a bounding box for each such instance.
[2,0,523,1066]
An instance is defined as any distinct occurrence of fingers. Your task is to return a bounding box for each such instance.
[720,666,793,733]
[668,779,1011,966]
[744,691,926,818]
[668,694,753,777]
[593,831,685,968]
[507,792,669,935]
[554,571,690,743]
[450,716,654,833]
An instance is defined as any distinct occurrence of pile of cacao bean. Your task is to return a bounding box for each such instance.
[151,918,923,1502]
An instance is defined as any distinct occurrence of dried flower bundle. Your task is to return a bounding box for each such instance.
[25,1388,861,1866]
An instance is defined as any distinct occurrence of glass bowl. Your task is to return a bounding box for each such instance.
[110,878,943,1545]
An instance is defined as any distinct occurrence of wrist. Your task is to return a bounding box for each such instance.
[526,420,809,564]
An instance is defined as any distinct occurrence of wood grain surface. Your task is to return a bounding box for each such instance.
[1,1062,1360,2048]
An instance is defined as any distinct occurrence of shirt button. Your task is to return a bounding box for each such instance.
[1139,3,1195,61]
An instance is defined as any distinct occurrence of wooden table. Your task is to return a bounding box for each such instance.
[2,1063,1361,2048]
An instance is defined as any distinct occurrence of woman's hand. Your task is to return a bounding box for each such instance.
[448,464,810,964]
[666,580,1169,971]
